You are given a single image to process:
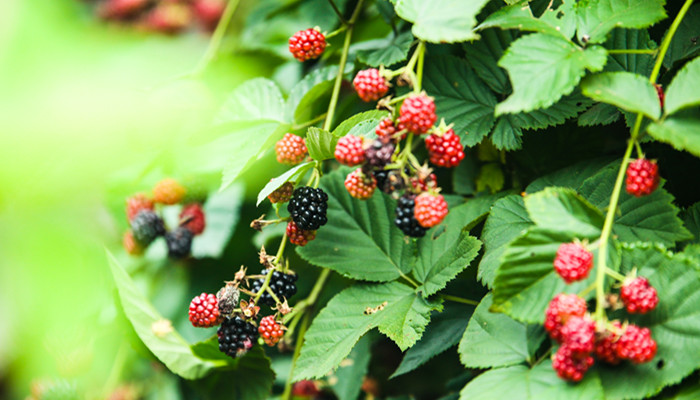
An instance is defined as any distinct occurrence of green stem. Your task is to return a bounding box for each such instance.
[282,312,311,400]
[649,0,695,84]
[194,0,241,75]
[605,267,627,282]
[326,0,347,24]
[606,49,657,55]
[440,294,479,306]
[415,41,425,92]
[292,113,327,130]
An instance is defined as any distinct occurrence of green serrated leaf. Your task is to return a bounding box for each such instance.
[191,185,244,259]
[682,202,700,245]
[392,304,473,378]
[460,363,603,400]
[459,293,540,368]
[286,65,347,124]
[394,0,490,43]
[463,28,516,94]
[647,117,700,158]
[357,31,414,67]
[214,78,286,125]
[423,55,497,147]
[496,33,607,115]
[332,110,390,138]
[476,163,505,193]
[665,57,700,116]
[604,28,655,75]
[293,282,440,380]
[579,166,692,246]
[478,195,534,288]
[329,334,372,400]
[107,251,221,379]
[523,187,604,237]
[477,1,576,40]
[256,162,313,206]
[597,243,700,400]
[526,157,615,193]
[575,0,667,44]
[581,71,661,120]
[296,168,413,282]
[306,127,337,161]
[578,102,621,126]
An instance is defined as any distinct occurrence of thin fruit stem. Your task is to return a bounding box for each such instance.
[578,282,596,298]
[415,41,425,93]
[440,294,479,306]
[634,141,644,159]
[605,267,627,282]
[649,0,695,84]
[275,233,288,265]
[265,286,282,305]
[292,113,328,130]
[194,0,241,75]
[282,312,311,400]
[606,49,657,55]
[325,0,347,24]
[399,273,420,288]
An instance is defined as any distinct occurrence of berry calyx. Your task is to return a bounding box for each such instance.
[130,210,166,246]
[616,324,657,363]
[376,117,399,141]
[286,221,316,247]
[425,128,464,168]
[276,133,308,166]
[123,230,144,255]
[217,316,259,358]
[397,93,437,135]
[626,158,659,197]
[287,187,329,231]
[595,321,622,364]
[180,203,206,235]
[335,135,366,166]
[553,242,594,283]
[353,68,389,102]
[288,28,326,62]
[165,226,194,259]
[560,316,596,356]
[259,315,285,346]
[251,270,298,307]
[126,193,154,221]
[153,178,186,205]
[414,192,448,228]
[268,181,294,204]
[395,194,427,238]
[620,276,658,314]
[345,169,377,200]
[552,345,594,382]
[544,294,587,343]
[188,293,222,328]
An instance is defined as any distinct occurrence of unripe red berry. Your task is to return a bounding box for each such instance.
[344,169,377,200]
[552,344,594,382]
[353,69,389,102]
[275,134,308,165]
[145,3,192,35]
[180,203,206,235]
[286,221,316,246]
[397,93,437,135]
[188,293,222,328]
[414,192,448,228]
[595,321,622,364]
[123,230,144,255]
[289,28,326,62]
[258,315,285,346]
[376,117,400,141]
[544,294,587,343]
[620,277,658,314]
[153,178,186,205]
[616,324,657,363]
[425,128,464,168]
[192,0,225,31]
[268,181,294,204]
[553,242,594,283]
[561,316,596,356]
[335,135,366,166]
[126,193,154,221]
[626,158,659,197]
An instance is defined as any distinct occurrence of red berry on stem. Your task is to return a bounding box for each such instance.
[552,345,594,382]
[414,192,448,228]
[595,321,622,364]
[288,28,326,62]
[345,169,377,200]
[258,315,285,346]
[275,133,308,165]
[561,316,596,356]
[425,128,464,168]
[145,3,192,34]
[268,181,294,204]
[180,203,206,235]
[397,93,437,135]
[353,69,389,102]
[126,193,154,221]
[620,276,658,314]
[626,158,659,197]
[553,242,594,283]
[286,221,316,246]
[335,135,366,166]
[193,0,226,31]
[376,117,399,141]
[153,178,186,205]
[616,324,657,363]
[188,293,222,328]
[654,83,665,109]
[544,294,587,342]
[123,230,144,255]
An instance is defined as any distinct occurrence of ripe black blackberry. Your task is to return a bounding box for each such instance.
[165,226,194,258]
[217,316,259,358]
[287,187,328,231]
[395,194,427,237]
[364,138,395,169]
[130,210,165,246]
[251,269,298,306]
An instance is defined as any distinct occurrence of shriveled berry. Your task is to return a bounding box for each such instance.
[353,68,389,102]
[595,321,622,364]
[180,203,206,235]
[216,283,240,318]
[553,242,594,283]
[345,169,377,200]
[364,138,395,169]
[395,194,427,237]
[268,181,294,204]
[561,316,596,356]
[552,345,594,382]
[620,277,658,314]
[165,226,194,259]
[376,117,399,141]
[188,293,222,328]
[289,28,326,62]
[126,193,154,221]
[259,315,285,346]
[287,187,328,231]
[544,294,587,342]
[286,221,316,246]
[251,269,298,306]
[335,135,366,166]
[123,230,144,255]
[626,158,659,197]
[276,134,307,165]
[616,324,657,363]
[414,193,448,228]
[217,316,259,358]
[397,93,437,135]
[425,128,464,168]
[131,210,166,246]
[153,178,186,205]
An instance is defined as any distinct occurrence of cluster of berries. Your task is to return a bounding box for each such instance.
[188,267,297,358]
[87,0,226,34]
[123,178,206,259]
[546,242,659,381]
